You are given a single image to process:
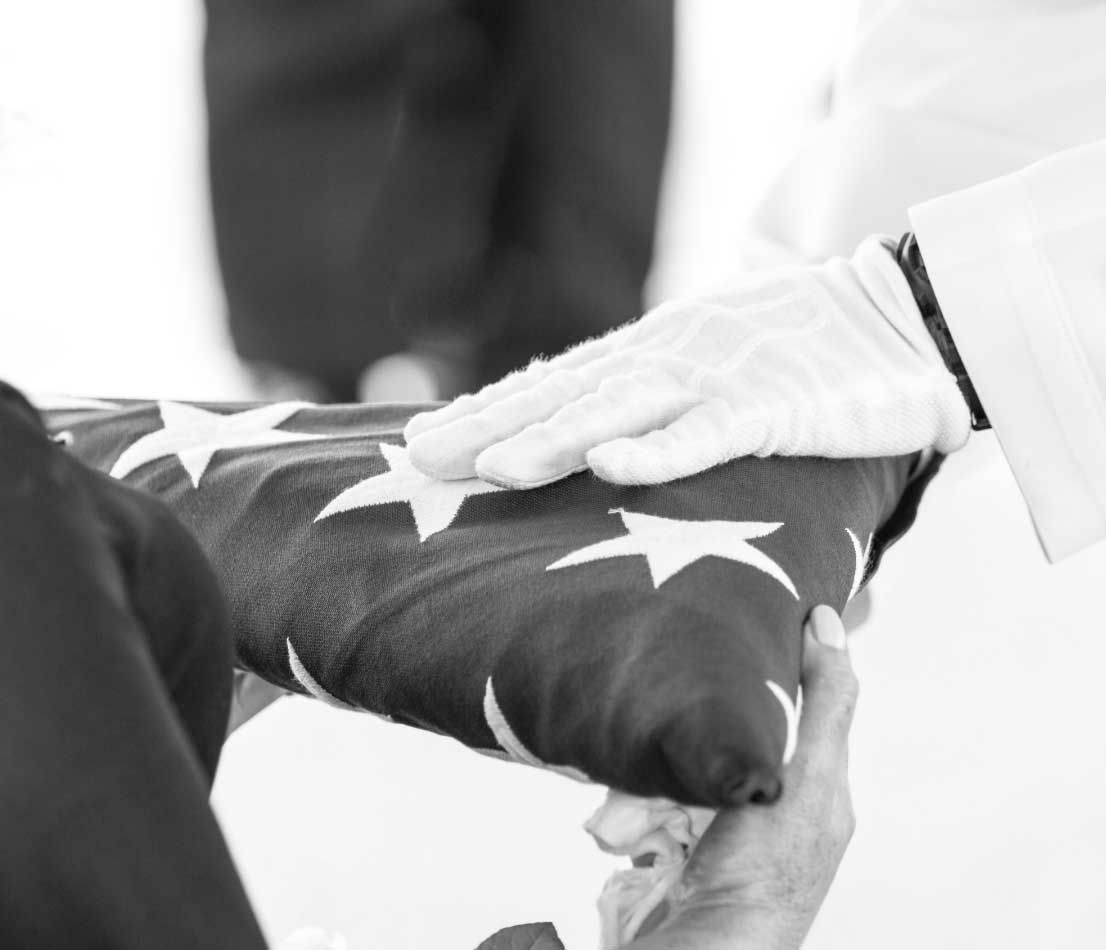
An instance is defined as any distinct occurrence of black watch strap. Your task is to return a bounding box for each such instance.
[895,232,990,431]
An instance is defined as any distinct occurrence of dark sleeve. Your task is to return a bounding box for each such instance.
[0,385,265,949]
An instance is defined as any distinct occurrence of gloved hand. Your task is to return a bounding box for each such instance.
[404,237,971,488]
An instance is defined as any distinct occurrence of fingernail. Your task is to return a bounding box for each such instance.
[810,604,846,649]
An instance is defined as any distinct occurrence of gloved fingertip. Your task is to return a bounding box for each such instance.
[587,441,664,486]
[402,410,444,442]
[405,431,480,480]
[474,443,577,490]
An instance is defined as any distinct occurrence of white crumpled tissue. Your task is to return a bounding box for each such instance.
[585,790,716,949]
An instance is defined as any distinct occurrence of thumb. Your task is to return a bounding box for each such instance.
[792,605,858,775]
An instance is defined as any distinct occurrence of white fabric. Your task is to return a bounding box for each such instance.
[314,442,506,542]
[405,237,969,488]
[910,142,1106,561]
[585,791,716,949]
[743,0,1106,270]
[547,509,799,596]
[740,1,1106,560]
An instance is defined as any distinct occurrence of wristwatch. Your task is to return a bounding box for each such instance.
[895,232,990,431]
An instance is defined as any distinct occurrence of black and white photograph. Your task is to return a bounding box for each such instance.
[1,1,1104,947]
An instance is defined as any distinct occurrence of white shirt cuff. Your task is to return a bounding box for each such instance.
[909,142,1106,562]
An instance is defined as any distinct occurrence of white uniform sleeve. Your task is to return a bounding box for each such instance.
[909,141,1106,562]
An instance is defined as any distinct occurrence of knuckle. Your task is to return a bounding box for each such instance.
[518,358,551,383]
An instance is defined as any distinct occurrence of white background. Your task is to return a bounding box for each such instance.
[3,2,1106,947]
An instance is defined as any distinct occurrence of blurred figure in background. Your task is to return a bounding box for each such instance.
[203,0,673,403]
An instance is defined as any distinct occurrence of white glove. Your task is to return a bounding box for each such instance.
[404,237,971,488]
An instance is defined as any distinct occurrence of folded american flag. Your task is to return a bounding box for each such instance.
[41,396,935,807]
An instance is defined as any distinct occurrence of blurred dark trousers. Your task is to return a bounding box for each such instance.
[204,0,674,399]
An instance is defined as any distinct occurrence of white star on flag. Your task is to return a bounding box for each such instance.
[110,401,330,488]
[765,680,800,765]
[315,442,506,541]
[548,508,798,597]
[845,528,873,602]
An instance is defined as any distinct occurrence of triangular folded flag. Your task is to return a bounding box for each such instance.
[44,398,937,806]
